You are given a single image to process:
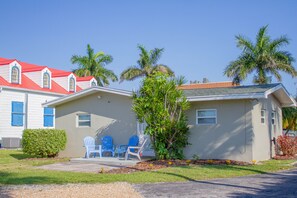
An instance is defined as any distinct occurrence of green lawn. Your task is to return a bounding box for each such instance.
[0,150,295,185]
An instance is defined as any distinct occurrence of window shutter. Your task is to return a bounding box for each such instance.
[11,102,24,126]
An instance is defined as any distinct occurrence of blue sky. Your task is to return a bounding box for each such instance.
[1,0,297,95]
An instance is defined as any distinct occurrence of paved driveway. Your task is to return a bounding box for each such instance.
[133,168,297,198]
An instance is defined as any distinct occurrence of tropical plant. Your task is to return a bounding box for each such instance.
[283,106,297,134]
[224,25,297,84]
[71,44,118,86]
[120,45,174,82]
[132,72,190,159]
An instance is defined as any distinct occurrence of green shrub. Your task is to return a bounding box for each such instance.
[22,129,67,157]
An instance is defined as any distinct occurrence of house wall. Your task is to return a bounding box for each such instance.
[184,99,254,162]
[0,64,10,82]
[251,94,282,161]
[54,92,137,157]
[0,88,59,140]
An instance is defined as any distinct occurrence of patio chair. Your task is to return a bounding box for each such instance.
[117,135,139,158]
[84,136,101,158]
[101,135,115,157]
[125,138,148,161]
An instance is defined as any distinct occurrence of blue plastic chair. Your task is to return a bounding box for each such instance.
[117,135,139,158]
[101,136,115,157]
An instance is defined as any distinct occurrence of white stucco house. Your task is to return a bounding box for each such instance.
[0,57,97,147]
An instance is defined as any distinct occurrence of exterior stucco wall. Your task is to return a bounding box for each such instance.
[184,99,254,162]
[55,92,137,157]
[252,94,282,161]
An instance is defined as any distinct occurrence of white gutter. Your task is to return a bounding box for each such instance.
[0,86,65,97]
[187,93,265,102]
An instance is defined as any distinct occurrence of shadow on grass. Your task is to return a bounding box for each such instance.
[0,171,64,185]
[9,153,36,160]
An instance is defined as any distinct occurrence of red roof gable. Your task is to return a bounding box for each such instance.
[178,82,238,90]
[76,76,95,81]
[0,57,94,95]
[0,74,69,95]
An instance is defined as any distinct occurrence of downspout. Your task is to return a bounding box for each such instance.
[24,93,28,130]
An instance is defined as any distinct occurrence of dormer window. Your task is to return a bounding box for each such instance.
[43,72,50,88]
[91,81,97,86]
[69,77,75,92]
[11,66,20,84]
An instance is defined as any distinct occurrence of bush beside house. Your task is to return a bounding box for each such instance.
[22,129,67,157]
[277,135,297,156]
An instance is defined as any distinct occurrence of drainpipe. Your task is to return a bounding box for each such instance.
[24,93,28,129]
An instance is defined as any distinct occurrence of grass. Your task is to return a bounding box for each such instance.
[0,149,296,185]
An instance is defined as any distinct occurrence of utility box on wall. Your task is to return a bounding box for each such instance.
[2,138,21,148]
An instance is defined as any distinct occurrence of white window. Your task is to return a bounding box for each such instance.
[43,72,50,88]
[77,114,91,127]
[69,77,75,92]
[91,81,97,86]
[196,109,217,125]
[261,109,266,124]
[271,111,276,125]
[11,66,19,84]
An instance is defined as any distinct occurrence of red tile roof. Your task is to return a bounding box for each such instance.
[178,82,237,90]
[50,68,72,77]
[0,57,95,95]
[0,58,15,65]
[0,74,68,94]
[77,76,94,81]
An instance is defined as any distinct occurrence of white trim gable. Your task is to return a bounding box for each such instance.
[43,86,132,107]
[68,74,76,92]
[90,78,97,87]
[41,68,52,89]
[9,61,22,84]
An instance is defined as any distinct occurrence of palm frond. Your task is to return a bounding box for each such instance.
[120,66,145,82]
[150,48,164,65]
[152,64,175,76]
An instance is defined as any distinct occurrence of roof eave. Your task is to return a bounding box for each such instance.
[0,86,66,96]
[187,93,265,102]
[43,86,132,107]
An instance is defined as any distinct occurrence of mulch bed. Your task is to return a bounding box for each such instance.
[106,159,250,174]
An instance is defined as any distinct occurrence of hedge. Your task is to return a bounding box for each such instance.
[22,129,67,157]
[277,135,297,156]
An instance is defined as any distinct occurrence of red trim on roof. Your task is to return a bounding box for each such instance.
[0,58,16,65]
[76,76,94,81]
[178,82,238,90]
[76,85,83,92]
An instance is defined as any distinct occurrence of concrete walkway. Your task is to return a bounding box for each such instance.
[134,168,297,198]
[37,157,140,173]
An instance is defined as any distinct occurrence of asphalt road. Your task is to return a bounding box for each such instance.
[133,168,297,198]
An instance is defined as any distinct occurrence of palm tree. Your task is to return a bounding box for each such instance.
[120,45,174,82]
[71,44,118,86]
[224,25,297,84]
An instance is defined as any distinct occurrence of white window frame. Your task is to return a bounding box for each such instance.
[77,114,91,127]
[271,111,276,125]
[43,72,50,88]
[69,77,75,92]
[196,109,217,125]
[261,109,266,124]
[11,66,20,84]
